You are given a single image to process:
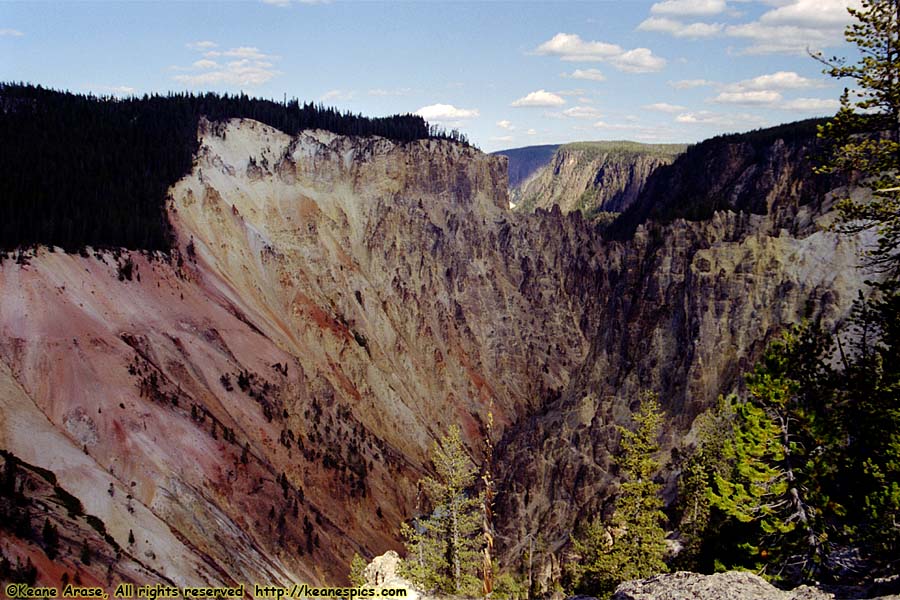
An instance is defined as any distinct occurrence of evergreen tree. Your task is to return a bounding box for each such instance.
[708,326,839,583]
[41,519,59,560]
[571,393,668,599]
[815,0,900,276]
[349,552,367,588]
[671,397,736,571]
[814,0,900,568]
[401,425,483,595]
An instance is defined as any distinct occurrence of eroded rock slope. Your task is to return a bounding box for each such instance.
[0,118,873,589]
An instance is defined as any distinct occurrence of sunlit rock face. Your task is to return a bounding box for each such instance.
[0,118,873,589]
[509,142,685,215]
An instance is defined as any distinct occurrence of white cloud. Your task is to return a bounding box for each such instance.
[535,33,666,73]
[415,104,480,122]
[562,106,604,119]
[565,68,606,81]
[535,33,622,62]
[511,89,566,107]
[650,0,726,16]
[0,28,24,37]
[526,129,538,135]
[496,120,515,130]
[760,0,860,28]
[221,46,271,60]
[725,0,861,54]
[638,17,724,38]
[609,48,667,73]
[174,44,280,87]
[713,89,784,104]
[644,102,687,113]
[320,89,354,102]
[781,97,840,111]
[675,110,768,127]
[670,78,715,89]
[729,70,822,90]
[186,40,217,50]
[91,85,136,97]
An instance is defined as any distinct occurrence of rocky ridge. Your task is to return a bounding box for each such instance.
[509,142,685,216]
[0,118,876,589]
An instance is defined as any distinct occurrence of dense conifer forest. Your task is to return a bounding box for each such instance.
[0,83,467,253]
[605,118,837,239]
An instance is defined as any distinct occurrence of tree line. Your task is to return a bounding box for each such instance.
[0,83,470,253]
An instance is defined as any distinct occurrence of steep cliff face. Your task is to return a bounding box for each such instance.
[0,118,874,590]
[492,144,558,189]
[511,142,685,215]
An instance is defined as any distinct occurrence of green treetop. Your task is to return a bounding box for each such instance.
[571,393,668,599]
[401,425,484,596]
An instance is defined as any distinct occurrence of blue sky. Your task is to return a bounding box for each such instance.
[1,0,861,151]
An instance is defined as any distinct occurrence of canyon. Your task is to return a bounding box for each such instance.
[0,117,875,590]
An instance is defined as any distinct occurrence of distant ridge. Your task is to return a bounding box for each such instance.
[503,140,686,216]
[492,144,559,188]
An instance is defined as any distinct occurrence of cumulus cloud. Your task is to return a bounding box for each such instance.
[650,0,726,16]
[713,89,784,105]
[174,43,280,87]
[511,90,566,107]
[644,102,687,113]
[562,106,604,119]
[609,48,667,73]
[415,104,480,122]
[781,97,841,111]
[725,0,861,54]
[0,28,24,37]
[729,71,822,91]
[761,0,860,28]
[675,110,768,127]
[91,85,137,97]
[638,17,724,38]
[496,120,515,130]
[535,33,666,73]
[565,68,606,82]
[535,33,622,62]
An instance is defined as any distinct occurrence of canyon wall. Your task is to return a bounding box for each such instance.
[0,118,873,589]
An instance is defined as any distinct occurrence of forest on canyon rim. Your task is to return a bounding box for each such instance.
[0,0,898,598]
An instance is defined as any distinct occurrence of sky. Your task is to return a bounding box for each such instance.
[1,0,863,152]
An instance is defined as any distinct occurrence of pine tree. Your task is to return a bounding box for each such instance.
[671,397,735,571]
[708,327,835,583]
[401,425,483,595]
[42,519,59,560]
[571,393,668,599]
[349,552,367,588]
[815,0,900,276]
[814,0,900,569]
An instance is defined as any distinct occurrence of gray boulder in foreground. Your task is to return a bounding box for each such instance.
[610,571,900,600]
